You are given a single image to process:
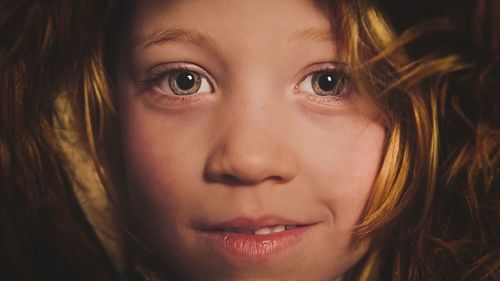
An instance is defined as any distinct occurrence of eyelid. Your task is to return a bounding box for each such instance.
[140,62,216,91]
[293,61,353,109]
[295,61,348,86]
[294,62,350,96]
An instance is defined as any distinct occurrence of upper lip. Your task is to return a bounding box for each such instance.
[193,215,317,231]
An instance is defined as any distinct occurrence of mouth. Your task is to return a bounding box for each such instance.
[194,217,316,260]
[209,224,302,235]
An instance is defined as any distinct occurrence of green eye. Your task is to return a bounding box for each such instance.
[298,69,350,97]
[169,71,203,95]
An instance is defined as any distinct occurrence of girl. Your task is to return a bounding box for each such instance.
[1,0,498,280]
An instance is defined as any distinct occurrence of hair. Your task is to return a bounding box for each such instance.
[1,0,498,280]
[328,1,500,280]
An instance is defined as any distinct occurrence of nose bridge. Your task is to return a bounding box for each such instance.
[223,64,284,134]
[205,80,298,186]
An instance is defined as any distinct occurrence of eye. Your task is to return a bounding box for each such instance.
[297,68,350,97]
[157,70,212,96]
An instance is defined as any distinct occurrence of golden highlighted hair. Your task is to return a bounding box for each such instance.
[327,1,499,280]
[0,1,122,280]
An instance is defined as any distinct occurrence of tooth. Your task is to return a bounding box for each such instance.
[223,225,293,235]
[254,227,273,235]
[272,225,286,233]
[254,225,287,235]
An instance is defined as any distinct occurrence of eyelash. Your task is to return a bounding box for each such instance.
[295,63,352,106]
[140,63,215,102]
[140,62,352,106]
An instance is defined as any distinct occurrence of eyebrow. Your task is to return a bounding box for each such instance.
[135,28,217,52]
[135,27,335,52]
[287,28,335,43]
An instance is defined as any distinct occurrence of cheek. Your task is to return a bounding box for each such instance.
[303,118,386,228]
[118,95,212,224]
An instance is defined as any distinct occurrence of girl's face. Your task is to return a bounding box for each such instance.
[118,0,385,280]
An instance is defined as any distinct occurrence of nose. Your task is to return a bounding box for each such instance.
[204,99,298,186]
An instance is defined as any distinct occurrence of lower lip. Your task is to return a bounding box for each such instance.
[200,226,311,259]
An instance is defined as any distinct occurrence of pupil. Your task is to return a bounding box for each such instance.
[318,73,336,92]
[176,72,196,90]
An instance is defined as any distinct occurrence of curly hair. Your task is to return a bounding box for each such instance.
[329,1,499,280]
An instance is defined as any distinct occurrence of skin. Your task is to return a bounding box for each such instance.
[117,0,386,280]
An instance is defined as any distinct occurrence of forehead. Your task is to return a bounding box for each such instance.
[130,0,334,51]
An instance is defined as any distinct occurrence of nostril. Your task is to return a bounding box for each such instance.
[220,174,244,185]
[218,174,285,186]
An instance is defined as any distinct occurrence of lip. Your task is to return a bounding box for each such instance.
[194,215,317,260]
